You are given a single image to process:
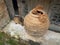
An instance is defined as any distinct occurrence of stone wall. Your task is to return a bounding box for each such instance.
[17,0,51,17]
[17,0,60,32]
[49,0,60,25]
[0,0,10,30]
[5,0,15,19]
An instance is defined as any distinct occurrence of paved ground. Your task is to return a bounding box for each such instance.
[2,21,60,45]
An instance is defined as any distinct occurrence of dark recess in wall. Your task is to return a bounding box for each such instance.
[12,0,19,15]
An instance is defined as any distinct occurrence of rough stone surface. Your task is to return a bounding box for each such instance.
[3,21,60,45]
[0,0,10,30]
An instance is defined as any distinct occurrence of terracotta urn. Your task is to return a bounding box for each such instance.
[24,5,50,38]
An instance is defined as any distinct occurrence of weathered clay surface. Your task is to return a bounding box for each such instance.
[24,5,50,38]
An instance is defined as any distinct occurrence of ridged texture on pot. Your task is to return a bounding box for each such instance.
[24,5,50,38]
